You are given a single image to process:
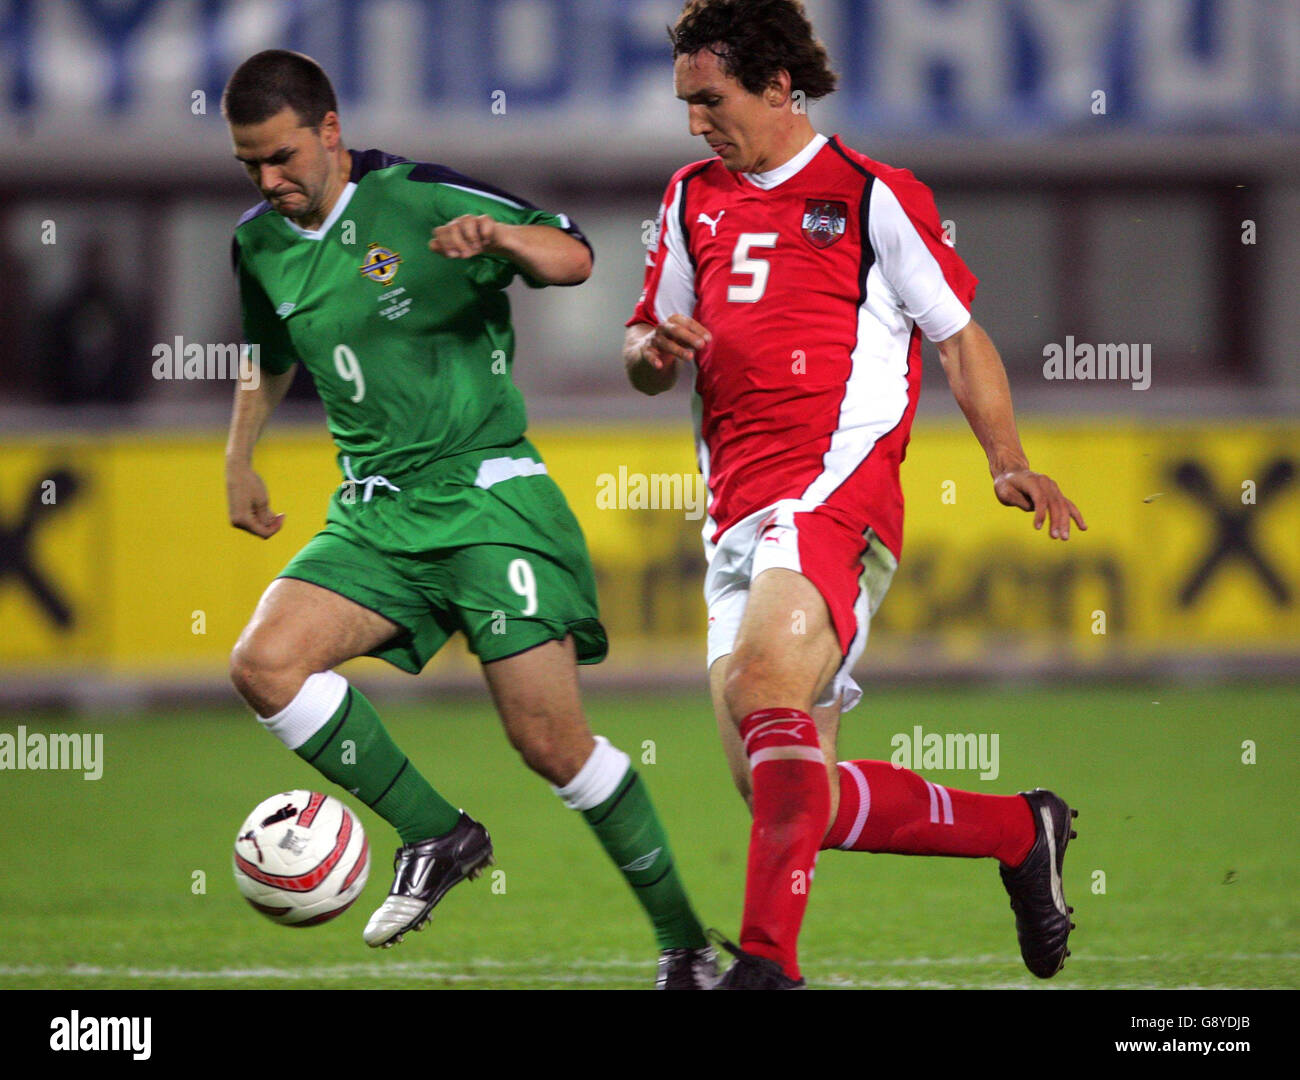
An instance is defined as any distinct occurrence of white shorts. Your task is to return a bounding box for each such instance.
[704,499,897,712]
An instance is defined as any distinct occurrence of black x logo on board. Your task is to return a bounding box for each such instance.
[1171,458,1293,608]
[0,468,83,629]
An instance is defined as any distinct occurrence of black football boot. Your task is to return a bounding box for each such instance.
[999,789,1078,978]
[363,811,493,948]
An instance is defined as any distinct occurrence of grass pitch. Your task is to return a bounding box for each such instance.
[0,683,1294,989]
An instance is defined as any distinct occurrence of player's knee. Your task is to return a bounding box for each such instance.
[505,725,571,786]
[722,646,781,718]
[229,632,305,715]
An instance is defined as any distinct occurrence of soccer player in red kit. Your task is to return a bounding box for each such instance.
[623,0,1087,989]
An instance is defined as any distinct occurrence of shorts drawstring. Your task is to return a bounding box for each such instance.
[341,455,402,502]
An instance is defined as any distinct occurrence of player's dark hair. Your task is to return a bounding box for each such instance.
[669,0,838,101]
[222,49,338,129]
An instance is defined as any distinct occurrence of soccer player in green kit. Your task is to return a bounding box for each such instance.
[222,50,715,989]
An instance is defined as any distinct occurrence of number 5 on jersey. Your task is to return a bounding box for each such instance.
[728,232,778,303]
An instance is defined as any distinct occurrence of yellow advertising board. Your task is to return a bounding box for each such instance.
[871,421,1299,664]
[0,422,1295,681]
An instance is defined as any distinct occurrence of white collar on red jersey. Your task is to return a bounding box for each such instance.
[741,133,828,190]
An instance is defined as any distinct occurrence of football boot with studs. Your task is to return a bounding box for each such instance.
[363,811,493,948]
[999,788,1078,978]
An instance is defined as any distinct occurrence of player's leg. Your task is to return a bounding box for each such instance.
[480,636,714,986]
[481,636,594,786]
[708,654,843,826]
[712,565,842,988]
[719,640,1076,978]
[820,753,1076,976]
[807,531,1077,976]
[231,527,490,951]
[230,577,463,846]
[822,757,1035,862]
[450,463,715,987]
[230,576,394,715]
[821,758,1076,976]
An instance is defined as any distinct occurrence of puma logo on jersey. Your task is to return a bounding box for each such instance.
[697,210,726,236]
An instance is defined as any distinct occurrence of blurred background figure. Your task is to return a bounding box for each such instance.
[0,234,34,399]
[36,236,147,405]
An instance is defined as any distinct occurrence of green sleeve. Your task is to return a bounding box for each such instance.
[421,172,591,291]
[234,239,302,376]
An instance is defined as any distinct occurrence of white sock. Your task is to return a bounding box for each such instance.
[258,671,348,750]
[551,735,631,811]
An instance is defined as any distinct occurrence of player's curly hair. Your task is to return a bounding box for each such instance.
[669,0,838,101]
[222,50,338,129]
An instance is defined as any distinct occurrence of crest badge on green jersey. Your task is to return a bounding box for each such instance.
[359,243,402,284]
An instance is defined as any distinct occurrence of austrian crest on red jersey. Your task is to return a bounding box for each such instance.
[801,199,847,249]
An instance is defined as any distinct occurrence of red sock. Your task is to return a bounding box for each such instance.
[737,708,830,980]
[822,760,1035,866]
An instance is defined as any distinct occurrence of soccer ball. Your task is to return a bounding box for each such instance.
[232,790,370,927]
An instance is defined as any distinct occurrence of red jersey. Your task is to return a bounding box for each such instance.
[628,134,977,560]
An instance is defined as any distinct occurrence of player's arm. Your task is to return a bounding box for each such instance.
[623,315,710,396]
[936,319,1086,540]
[624,172,702,396]
[429,216,591,285]
[228,236,305,538]
[225,364,297,538]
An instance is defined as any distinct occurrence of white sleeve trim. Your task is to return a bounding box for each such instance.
[868,179,971,343]
[653,179,698,323]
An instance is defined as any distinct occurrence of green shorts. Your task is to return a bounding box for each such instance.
[279,441,607,673]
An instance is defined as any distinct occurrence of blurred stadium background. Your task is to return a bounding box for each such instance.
[1,0,1295,700]
[0,0,1296,991]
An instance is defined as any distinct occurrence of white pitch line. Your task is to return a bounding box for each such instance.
[0,965,636,984]
[0,965,1259,991]
[813,952,1299,967]
[0,951,1292,986]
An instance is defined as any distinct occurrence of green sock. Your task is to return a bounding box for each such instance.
[581,769,708,951]
[295,685,462,844]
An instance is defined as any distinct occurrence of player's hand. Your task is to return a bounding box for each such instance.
[429,214,508,259]
[993,468,1087,540]
[227,464,285,539]
[644,314,712,369]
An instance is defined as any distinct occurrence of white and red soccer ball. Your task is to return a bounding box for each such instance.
[232,791,369,927]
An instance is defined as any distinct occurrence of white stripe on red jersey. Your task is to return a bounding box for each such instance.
[628,133,977,560]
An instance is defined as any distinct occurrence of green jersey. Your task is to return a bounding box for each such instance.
[232,148,590,485]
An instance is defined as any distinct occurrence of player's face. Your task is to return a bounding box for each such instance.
[230,106,336,222]
[674,48,780,173]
